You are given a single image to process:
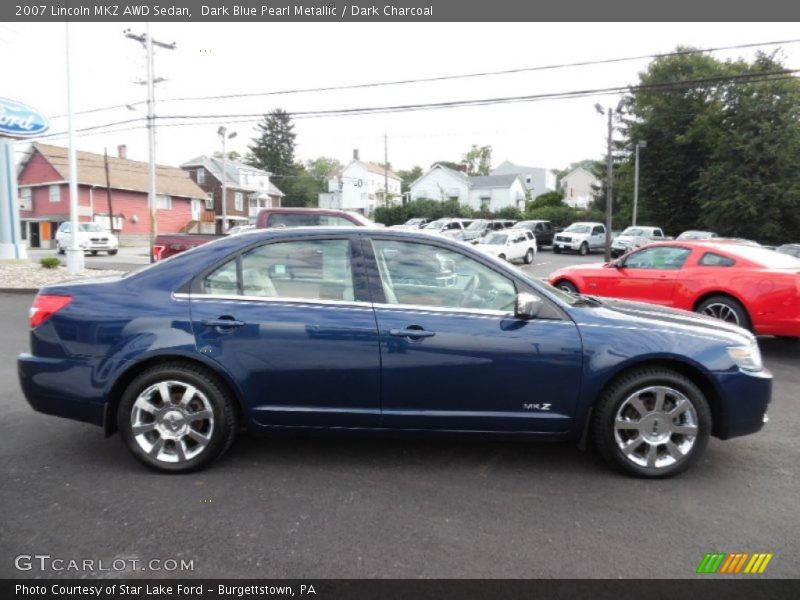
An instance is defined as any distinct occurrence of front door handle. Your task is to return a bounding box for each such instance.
[389,327,435,339]
[202,317,245,329]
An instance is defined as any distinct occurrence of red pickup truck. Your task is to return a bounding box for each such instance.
[153,208,374,261]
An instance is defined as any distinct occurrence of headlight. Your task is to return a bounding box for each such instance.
[727,342,762,372]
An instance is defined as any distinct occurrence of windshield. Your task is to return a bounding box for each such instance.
[79,223,105,232]
[424,221,445,230]
[467,220,488,230]
[405,218,424,225]
[484,233,508,245]
[565,224,591,233]
[621,227,646,236]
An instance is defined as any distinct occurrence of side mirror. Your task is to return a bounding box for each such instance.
[515,292,543,320]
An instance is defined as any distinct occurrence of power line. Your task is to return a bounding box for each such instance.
[47,38,800,119]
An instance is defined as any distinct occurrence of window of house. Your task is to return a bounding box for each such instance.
[235,192,244,211]
[197,168,206,184]
[204,194,214,210]
[156,195,172,209]
[49,185,61,203]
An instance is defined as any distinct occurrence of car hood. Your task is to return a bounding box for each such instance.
[613,234,640,244]
[578,296,753,345]
[474,244,503,254]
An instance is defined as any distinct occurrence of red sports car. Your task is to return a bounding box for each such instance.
[549,241,800,338]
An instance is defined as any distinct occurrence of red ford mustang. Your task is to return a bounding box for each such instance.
[549,241,800,338]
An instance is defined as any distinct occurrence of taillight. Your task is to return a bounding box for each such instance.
[153,245,165,261]
[30,294,72,328]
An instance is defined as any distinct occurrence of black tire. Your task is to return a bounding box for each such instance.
[556,280,579,295]
[498,254,506,261]
[90,250,98,256]
[57,244,65,255]
[579,242,589,256]
[524,248,535,264]
[117,362,238,473]
[695,295,752,331]
[553,246,562,254]
[592,368,711,478]
[108,249,118,256]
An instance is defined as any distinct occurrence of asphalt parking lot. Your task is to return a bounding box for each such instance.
[1,249,798,579]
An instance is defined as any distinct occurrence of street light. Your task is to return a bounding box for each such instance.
[633,140,647,227]
[596,103,613,262]
[217,126,237,234]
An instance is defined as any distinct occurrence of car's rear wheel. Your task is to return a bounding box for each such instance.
[118,363,238,473]
[56,243,65,255]
[696,295,751,331]
[556,280,579,295]
[90,250,98,256]
[592,368,710,478]
[553,246,562,254]
[108,249,118,256]
[524,248,535,264]
[579,242,589,256]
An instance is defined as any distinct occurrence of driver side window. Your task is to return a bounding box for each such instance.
[624,246,691,270]
[372,240,516,311]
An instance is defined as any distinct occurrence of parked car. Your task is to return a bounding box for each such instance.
[474,229,537,263]
[56,222,119,256]
[677,230,719,241]
[549,240,800,338]
[553,222,607,255]
[777,243,800,258]
[514,220,561,248]
[19,229,772,478]
[422,218,473,238]
[154,208,374,261]
[390,218,431,230]
[458,219,517,243]
[226,224,255,235]
[611,226,670,258]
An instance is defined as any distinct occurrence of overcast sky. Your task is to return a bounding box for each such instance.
[2,22,799,174]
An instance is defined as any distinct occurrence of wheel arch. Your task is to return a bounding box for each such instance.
[552,277,580,292]
[691,290,753,330]
[592,357,725,438]
[103,354,246,437]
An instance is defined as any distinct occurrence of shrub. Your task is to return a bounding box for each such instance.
[40,257,61,269]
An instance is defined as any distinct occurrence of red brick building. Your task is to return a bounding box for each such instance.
[17,143,209,247]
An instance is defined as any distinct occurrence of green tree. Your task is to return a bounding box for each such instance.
[246,109,303,203]
[462,145,492,175]
[397,166,423,193]
[528,191,565,210]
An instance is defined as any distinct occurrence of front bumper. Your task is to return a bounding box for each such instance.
[553,239,583,251]
[713,367,772,439]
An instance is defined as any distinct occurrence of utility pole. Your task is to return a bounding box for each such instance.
[218,127,237,234]
[124,26,175,262]
[65,22,84,274]
[384,134,389,207]
[595,103,614,262]
[103,149,115,233]
[632,140,647,227]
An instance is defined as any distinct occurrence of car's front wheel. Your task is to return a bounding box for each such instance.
[56,243,65,255]
[108,249,118,256]
[579,242,589,256]
[592,368,711,478]
[524,248,535,264]
[118,363,238,473]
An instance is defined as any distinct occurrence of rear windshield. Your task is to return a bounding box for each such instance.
[722,245,800,268]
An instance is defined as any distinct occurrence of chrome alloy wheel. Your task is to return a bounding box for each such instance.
[130,380,214,464]
[701,302,740,325]
[613,385,698,469]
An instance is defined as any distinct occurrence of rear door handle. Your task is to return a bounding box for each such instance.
[202,317,245,328]
[389,328,435,338]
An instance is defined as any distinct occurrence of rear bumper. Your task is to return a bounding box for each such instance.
[713,367,772,440]
[17,353,106,427]
[754,318,800,338]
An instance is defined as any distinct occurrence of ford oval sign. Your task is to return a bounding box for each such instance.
[0,98,49,138]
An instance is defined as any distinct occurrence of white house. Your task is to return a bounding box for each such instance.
[408,163,470,204]
[491,160,556,199]
[560,166,601,209]
[318,150,402,215]
[409,164,526,211]
[467,174,527,211]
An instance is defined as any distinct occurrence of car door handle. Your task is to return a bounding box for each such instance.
[389,328,436,338]
[202,317,245,328]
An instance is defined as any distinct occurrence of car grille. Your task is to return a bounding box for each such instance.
[90,237,109,242]
[555,235,571,242]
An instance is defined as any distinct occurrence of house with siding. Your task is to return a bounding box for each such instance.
[490,160,557,199]
[559,166,601,209]
[318,150,402,215]
[181,156,284,233]
[17,143,208,247]
[409,164,527,211]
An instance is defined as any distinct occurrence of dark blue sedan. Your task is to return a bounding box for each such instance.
[18,228,772,477]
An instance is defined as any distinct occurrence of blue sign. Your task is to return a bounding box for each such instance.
[0,97,49,138]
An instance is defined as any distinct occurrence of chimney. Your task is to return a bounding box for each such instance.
[353,149,359,161]
[117,144,127,159]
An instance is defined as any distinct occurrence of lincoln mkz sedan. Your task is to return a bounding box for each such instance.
[18,229,772,477]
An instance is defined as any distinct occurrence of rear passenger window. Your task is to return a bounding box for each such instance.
[699,252,736,267]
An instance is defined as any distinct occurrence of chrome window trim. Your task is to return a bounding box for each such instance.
[372,302,512,318]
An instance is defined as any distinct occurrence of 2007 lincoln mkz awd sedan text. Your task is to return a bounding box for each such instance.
[17,228,772,477]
